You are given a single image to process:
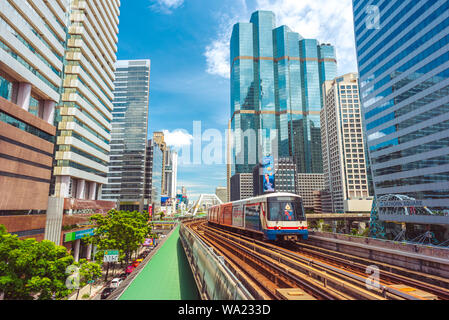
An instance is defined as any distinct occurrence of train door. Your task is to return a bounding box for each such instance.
[244,203,262,232]
[259,201,268,230]
[232,204,244,228]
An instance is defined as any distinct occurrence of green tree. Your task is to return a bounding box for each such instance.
[0,225,75,300]
[72,259,102,300]
[88,210,153,264]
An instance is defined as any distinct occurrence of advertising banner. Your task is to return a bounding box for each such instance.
[262,156,275,193]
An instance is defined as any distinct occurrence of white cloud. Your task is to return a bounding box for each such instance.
[149,0,184,14]
[205,39,230,78]
[204,0,357,78]
[204,3,251,79]
[162,129,193,147]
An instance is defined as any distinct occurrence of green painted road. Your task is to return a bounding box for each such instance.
[119,225,200,300]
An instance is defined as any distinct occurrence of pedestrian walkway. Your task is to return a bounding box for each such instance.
[118,225,200,300]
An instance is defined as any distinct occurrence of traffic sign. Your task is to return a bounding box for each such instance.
[104,249,119,262]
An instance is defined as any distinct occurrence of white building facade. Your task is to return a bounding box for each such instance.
[321,73,372,213]
[52,0,121,202]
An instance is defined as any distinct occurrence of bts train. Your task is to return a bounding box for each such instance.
[207,192,308,241]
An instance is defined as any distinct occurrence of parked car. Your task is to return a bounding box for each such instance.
[125,265,134,274]
[132,259,143,267]
[100,287,115,300]
[118,273,127,280]
[138,252,148,259]
[110,278,122,288]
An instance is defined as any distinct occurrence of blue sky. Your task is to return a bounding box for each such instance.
[116,0,358,200]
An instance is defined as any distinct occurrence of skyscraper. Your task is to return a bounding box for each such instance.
[153,131,167,195]
[52,0,121,204]
[321,73,372,213]
[230,10,337,177]
[0,0,68,240]
[353,0,449,239]
[144,139,163,213]
[163,147,178,199]
[101,60,151,212]
[46,0,121,247]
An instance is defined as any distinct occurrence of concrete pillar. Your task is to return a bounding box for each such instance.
[345,220,350,234]
[73,239,81,262]
[44,197,65,245]
[12,82,32,111]
[42,100,55,125]
[86,243,93,261]
[76,179,86,199]
[57,176,71,198]
[89,182,97,200]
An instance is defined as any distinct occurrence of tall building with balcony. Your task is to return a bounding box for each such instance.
[46,0,121,249]
[0,0,69,240]
[296,173,325,211]
[101,60,151,212]
[321,73,372,213]
[353,0,449,240]
[230,10,337,178]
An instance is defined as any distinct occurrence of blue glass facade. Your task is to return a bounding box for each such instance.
[353,0,449,214]
[230,10,337,175]
[101,60,151,210]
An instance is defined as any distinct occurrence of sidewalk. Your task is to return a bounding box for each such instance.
[68,246,150,300]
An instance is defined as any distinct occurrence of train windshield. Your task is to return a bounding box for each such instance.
[267,196,305,222]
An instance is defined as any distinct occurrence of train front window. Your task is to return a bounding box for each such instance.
[267,197,305,221]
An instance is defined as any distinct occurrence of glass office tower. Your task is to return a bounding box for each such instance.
[230,10,337,175]
[101,60,151,211]
[353,1,449,233]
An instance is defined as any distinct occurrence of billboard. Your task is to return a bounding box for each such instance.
[262,156,275,193]
[161,196,170,206]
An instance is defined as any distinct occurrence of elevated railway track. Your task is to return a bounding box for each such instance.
[184,219,449,300]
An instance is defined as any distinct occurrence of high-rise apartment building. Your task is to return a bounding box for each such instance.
[353,0,449,238]
[230,173,253,201]
[321,73,372,213]
[230,10,337,176]
[46,0,121,247]
[101,60,151,212]
[296,174,325,211]
[0,0,68,240]
[52,0,120,201]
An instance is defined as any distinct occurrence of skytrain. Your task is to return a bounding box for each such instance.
[207,192,308,241]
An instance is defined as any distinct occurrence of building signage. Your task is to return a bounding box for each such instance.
[378,200,424,208]
[64,228,95,242]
